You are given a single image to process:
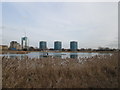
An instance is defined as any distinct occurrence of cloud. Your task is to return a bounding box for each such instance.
[2,2,118,49]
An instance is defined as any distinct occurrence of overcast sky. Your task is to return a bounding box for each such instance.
[1,2,118,49]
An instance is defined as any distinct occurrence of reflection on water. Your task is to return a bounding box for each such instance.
[70,54,78,59]
[54,54,62,58]
[0,52,112,59]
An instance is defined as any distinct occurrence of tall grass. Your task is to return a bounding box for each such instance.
[2,53,118,88]
[0,56,2,89]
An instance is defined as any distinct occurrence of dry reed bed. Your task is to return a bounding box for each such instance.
[0,57,2,88]
[2,53,119,88]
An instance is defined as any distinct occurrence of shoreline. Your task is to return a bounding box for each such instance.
[0,50,117,54]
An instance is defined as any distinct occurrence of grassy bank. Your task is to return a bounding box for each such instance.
[2,53,118,88]
[0,50,31,54]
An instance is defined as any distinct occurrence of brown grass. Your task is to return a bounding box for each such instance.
[2,52,119,88]
[1,51,30,54]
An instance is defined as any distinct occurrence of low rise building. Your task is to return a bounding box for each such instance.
[9,41,22,50]
[0,45,8,50]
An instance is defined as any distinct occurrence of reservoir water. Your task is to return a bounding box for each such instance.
[0,52,112,59]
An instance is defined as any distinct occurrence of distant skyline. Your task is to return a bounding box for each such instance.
[1,2,118,49]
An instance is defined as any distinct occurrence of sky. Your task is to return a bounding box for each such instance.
[1,2,118,49]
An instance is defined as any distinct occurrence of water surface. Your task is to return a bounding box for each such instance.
[0,52,112,59]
